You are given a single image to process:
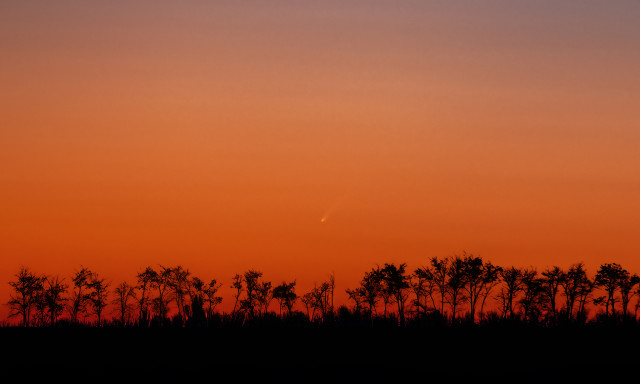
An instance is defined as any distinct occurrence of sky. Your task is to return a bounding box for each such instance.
[1,1,640,317]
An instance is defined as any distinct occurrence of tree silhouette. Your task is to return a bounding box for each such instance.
[381,263,410,325]
[168,266,190,320]
[203,279,223,320]
[231,274,243,316]
[446,256,467,322]
[518,269,543,322]
[240,270,262,319]
[136,267,157,325]
[619,273,640,318]
[7,267,43,326]
[595,263,626,317]
[112,282,137,326]
[69,266,93,324]
[87,273,110,326]
[478,262,502,322]
[151,266,172,320]
[460,254,484,323]
[541,267,564,325]
[499,267,523,319]
[273,281,297,316]
[430,257,449,317]
[256,281,273,315]
[43,276,67,326]
[360,267,383,323]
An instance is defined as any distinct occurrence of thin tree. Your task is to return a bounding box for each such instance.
[112,282,137,326]
[620,273,640,318]
[430,257,449,316]
[231,274,243,316]
[499,267,523,319]
[256,281,273,315]
[240,270,262,318]
[381,263,410,325]
[136,267,157,325]
[478,263,502,321]
[87,274,110,326]
[7,267,43,327]
[68,266,93,324]
[43,276,67,326]
[203,279,223,319]
[446,256,467,322]
[594,263,626,317]
[541,266,564,324]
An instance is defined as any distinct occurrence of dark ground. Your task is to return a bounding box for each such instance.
[1,326,638,383]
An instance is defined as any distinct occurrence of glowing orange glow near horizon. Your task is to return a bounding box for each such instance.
[1,1,640,319]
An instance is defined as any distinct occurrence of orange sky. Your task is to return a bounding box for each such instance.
[1,1,640,318]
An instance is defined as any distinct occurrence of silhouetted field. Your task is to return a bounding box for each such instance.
[1,325,638,383]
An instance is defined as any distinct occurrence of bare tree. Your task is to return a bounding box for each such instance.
[68,266,93,324]
[112,282,137,326]
[499,267,523,319]
[7,267,44,326]
[256,281,273,315]
[151,266,172,320]
[203,279,223,319]
[381,263,410,325]
[430,257,449,317]
[595,263,626,317]
[561,263,588,321]
[87,273,110,326]
[231,274,243,316]
[478,263,502,321]
[618,272,639,318]
[168,266,190,320]
[44,276,67,326]
[359,267,383,323]
[519,269,543,322]
[240,270,262,318]
[541,266,564,324]
[136,267,157,325]
[446,256,467,322]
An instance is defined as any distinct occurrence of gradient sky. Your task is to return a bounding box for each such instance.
[1,1,640,317]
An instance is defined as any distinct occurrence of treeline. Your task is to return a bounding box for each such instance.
[5,253,640,327]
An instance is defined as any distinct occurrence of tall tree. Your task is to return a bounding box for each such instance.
[151,266,173,320]
[478,263,502,321]
[499,267,523,319]
[619,273,640,318]
[203,279,223,319]
[430,257,449,316]
[381,263,410,325]
[446,256,467,322]
[112,282,137,326]
[256,281,273,315]
[168,266,190,320]
[136,267,157,325]
[231,274,243,316]
[595,263,626,317]
[360,267,383,322]
[240,270,262,318]
[541,266,564,324]
[561,263,588,321]
[8,267,44,326]
[461,254,484,323]
[518,269,543,322]
[87,274,110,326]
[68,266,93,324]
[43,276,67,326]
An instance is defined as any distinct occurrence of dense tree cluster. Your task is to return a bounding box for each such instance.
[5,254,640,327]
